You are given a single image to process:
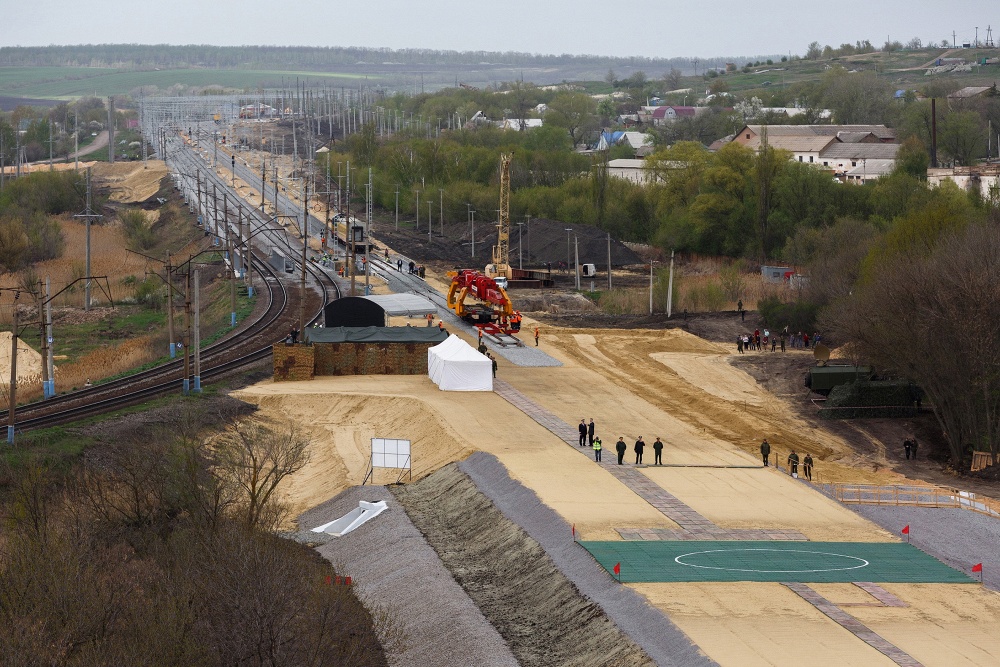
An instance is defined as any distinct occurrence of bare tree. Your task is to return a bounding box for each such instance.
[824,223,1000,466]
[213,419,310,531]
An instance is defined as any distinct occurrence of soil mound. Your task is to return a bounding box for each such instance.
[393,463,654,667]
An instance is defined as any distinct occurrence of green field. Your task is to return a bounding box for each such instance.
[0,66,372,99]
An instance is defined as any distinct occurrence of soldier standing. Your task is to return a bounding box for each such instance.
[760,439,771,466]
[653,437,664,465]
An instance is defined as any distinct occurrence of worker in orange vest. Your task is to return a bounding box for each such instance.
[534,326,540,346]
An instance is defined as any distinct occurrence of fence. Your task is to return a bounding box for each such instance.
[971,451,993,473]
[831,483,1000,519]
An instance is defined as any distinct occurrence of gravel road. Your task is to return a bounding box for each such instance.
[460,452,717,667]
[847,505,999,590]
[300,486,519,667]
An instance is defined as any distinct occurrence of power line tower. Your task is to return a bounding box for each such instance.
[986,25,995,49]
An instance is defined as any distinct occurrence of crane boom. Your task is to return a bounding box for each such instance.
[488,154,512,279]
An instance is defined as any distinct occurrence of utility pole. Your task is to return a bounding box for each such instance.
[193,269,202,392]
[468,205,475,257]
[74,111,79,171]
[649,260,654,315]
[607,233,612,290]
[667,250,675,318]
[395,187,399,230]
[574,235,580,290]
[439,188,444,237]
[226,196,236,328]
[45,277,53,397]
[183,269,191,394]
[8,292,19,444]
[415,190,420,232]
[517,222,524,270]
[365,168,372,294]
[428,201,432,243]
[166,254,176,358]
[73,168,101,311]
[38,283,49,398]
[300,181,308,334]
[107,96,114,165]
[565,228,572,276]
[261,157,267,213]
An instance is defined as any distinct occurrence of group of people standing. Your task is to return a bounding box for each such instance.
[903,437,919,460]
[580,420,666,465]
[736,328,823,354]
[760,438,815,481]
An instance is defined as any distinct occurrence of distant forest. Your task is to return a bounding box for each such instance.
[0,44,769,77]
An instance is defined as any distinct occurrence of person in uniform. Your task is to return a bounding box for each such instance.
[653,437,664,465]
[490,354,497,378]
[803,453,814,481]
[592,437,602,462]
[787,450,800,477]
[760,439,771,466]
[579,420,587,447]
[634,436,646,465]
[588,419,596,447]
[615,437,627,465]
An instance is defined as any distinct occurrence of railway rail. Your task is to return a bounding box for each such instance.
[5,131,340,433]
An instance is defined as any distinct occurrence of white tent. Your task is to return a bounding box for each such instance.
[427,334,493,391]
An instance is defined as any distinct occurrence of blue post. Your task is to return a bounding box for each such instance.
[231,312,237,327]
[49,380,55,397]
[194,376,202,392]
[247,285,254,297]
[7,426,13,444]
[169,342,176,358]
[182,378,190,395]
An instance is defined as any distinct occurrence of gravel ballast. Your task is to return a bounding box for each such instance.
[394,464,655,667]
[847,504,1000,591]
[300,486,519,667]
[459,452,717,667]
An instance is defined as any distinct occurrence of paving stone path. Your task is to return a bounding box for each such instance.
[783,583,923,666]
[494,379,807,541]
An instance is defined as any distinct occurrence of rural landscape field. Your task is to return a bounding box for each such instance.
[1,20,1000,666]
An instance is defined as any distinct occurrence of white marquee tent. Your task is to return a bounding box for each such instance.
[427,334,493,391]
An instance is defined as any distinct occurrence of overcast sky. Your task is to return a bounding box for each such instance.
[3,0,995,59]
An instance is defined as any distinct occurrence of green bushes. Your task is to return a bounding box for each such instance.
[758,295,819,332]
[119,209,156,250]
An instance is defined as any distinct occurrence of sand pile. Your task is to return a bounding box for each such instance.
[0,333,46,382]
[92,161,169,203]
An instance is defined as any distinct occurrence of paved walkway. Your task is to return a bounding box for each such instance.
[494,379,807,541]
[783,583,923,666]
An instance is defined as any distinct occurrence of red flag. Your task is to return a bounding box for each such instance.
[613,562,621,576]
[572,523,576,540]
[901,525,910,535]
[972,563,983,573]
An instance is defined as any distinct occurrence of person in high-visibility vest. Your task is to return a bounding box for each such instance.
[592,437,603,462]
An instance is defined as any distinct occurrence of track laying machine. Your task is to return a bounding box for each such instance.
[445,269,521,333]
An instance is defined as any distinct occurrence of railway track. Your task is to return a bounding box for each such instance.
[6,132,340,433]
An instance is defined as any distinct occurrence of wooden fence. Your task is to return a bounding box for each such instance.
[971,451,993,473]
[832,483,1000,519]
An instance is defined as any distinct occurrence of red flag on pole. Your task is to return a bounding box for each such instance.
[613,562,621,576]
[901,525,909,535]
[972,563,983,572]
